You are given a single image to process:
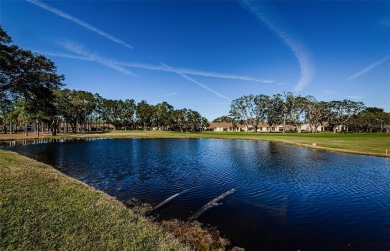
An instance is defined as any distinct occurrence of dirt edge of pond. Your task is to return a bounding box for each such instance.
[125,197,232,250]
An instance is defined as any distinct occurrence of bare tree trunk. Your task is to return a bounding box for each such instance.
[36,120,40,137]
[50,117,58,136]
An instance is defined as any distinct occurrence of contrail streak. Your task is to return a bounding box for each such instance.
[178,73,232,102]
[40,50,276,84]
[38,51,91,61]
[239,0,314,91]
[42,49,248,101]
[118,62,275,84]
[59,41,136,76]
[162,64,232,102]
[44,49,235,100]
[26,0,278,85]
[347,54,390,80]
[26,0,133,49]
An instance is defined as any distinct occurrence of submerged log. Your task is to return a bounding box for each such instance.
[189,188,236,221]
[153,188,190,211]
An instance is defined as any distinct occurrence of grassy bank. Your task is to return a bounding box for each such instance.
[0,150,191,250]
[2,131,389,157]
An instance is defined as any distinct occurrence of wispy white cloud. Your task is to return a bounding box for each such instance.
[118,62,275,84]
[347,54,390,81]
[58,40,136,76]
[162,92,179,97]
[239,0,314,91]
[346,95,363,100]
[380,17,390,27]
[40,49,277,85]
[178,73,232,102]
[261,79,277,84]
[27,0,278,85]
[322,90,340,95]
[42,49,241,101]
[37,51,91,61]
[162,64,232,102]
[26,0,133,49]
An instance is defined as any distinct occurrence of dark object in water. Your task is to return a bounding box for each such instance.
[153,188,191,211]
[189,188,236,221]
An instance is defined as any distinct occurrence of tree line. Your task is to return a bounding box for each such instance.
[0,27,208,135]
[53,89,208,133]
[217,93,390,133]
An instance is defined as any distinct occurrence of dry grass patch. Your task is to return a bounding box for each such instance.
[161,219,230,251]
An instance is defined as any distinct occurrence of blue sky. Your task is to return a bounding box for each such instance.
[1,0,389,119]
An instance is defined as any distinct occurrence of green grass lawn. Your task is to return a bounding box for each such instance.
[0,150,190,251]
[36,130,390,157]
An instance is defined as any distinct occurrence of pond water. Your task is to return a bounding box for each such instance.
[2,138,390,250]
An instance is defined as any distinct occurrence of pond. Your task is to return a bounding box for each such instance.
[2,138,390,250]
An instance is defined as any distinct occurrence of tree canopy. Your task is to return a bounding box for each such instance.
[1,26,64,135]
[0,26,64,113]
[229,92,389,133]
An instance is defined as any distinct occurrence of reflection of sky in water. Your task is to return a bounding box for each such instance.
[3,138,390,251]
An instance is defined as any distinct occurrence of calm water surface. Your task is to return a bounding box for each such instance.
[2,138,390,250]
